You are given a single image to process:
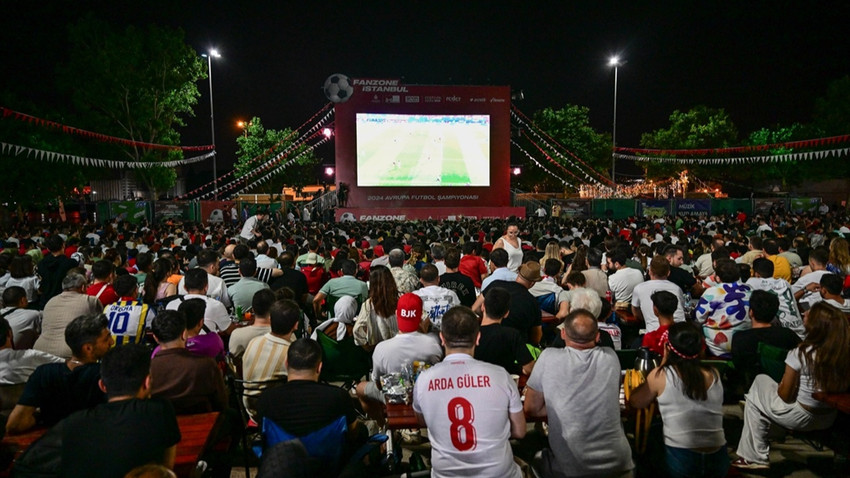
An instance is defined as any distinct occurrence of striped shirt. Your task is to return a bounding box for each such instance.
[241,333,291,416]
[103,299,155,346]
[220,264,274,288]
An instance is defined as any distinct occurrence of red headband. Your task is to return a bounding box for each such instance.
[660,329,702,360]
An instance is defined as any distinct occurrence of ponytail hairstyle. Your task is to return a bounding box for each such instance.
[660,322,714,401]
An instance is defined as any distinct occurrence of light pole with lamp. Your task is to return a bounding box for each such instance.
[608,56,622,185]
[201,49,221,199]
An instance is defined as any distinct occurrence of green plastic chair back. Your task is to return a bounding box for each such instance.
[758,342,789,383]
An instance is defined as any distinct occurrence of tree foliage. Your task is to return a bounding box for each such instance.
[518,105,610,191]
[744,123,811,189]
[58,15,206,198]
[234,117,319,195]
[639,106,739,179]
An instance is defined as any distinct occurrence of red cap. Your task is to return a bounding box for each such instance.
[396,293,423,333]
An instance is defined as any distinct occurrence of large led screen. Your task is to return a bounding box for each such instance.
[356,113,490,187]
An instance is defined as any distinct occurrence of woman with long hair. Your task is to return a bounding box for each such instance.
[492,222,523,273]
[143,259,176,304]
[562,244,589,285]
[539,242,563,273]
[352,266,399,349]
[7,255,40,305]
[630,322,728,478]
[827,237,850,276]
[733,302,850,470]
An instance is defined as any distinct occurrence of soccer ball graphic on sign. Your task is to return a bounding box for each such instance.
[323,74,354,103]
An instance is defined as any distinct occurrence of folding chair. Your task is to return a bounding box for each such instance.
[227,373,288,478]
[758,342,789,383]
[316,330,372,390]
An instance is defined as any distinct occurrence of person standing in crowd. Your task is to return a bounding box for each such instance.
[240,210,267,243]
[630,322,729,478]
[413,306,526,478]
[492,222,524,273]
[37,235,79,309]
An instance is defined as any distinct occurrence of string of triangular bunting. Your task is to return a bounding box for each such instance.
[510,139,576,188]
[616,147,849,165]
[0,142,215,168]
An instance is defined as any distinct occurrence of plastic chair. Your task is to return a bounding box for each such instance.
[316,330,372,389]
[758,342,789,383]
[324,294,364,319]
[227,373,288,478]
[616,349,638,370]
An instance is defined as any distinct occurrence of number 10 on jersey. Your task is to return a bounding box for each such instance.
[448,397,477,451]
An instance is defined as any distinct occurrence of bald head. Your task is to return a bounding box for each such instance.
[561,309,598,348]
[223,244,236,260]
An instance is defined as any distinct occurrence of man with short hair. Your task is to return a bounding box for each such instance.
[242,299,301,384]
[0,286,42,349]
[763,239,792,283]
[524,309,634,478]
[581,248,610,299]
[86,260,119,307]
[39,274,105,361]
[746,258,805,338]
[254,241,276,269]
[104,275,155,346]
[792,248,832,308]
[414,264,460,333]
[664,244,702,297]
[389,248,419,294]
[738,236,764,267]
[355,293,442,425]
[166,269,235,335]
[695,259,752,357]
[640,290,679,356]
[440,248,476,307]
[295,239,326,268]
[229,289,275,361]
[458,241,487,290]
[473,261,544,346]
[607,249,644,305]
[731,290,801,388]
[60,343,181,478]
[150,310,227,414]
[312,259,368,319]
[475,287,535,376]
[256,338,362,458]
[480,248,516,292]
[178,248,230,309]
[269,251,309,306]
[178,299,225,360]
[817,273,850,312]
[0,317,63,385]
[220,244,283,288]
[413,306,526,478]
[37,235,79,309]
[777,237,803,269]
[431,244,447,275]
[228,257,271,312]
[7,314,112,434]
[631,255,686,332]
[240,211,266,242]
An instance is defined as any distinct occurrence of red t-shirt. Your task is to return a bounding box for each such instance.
[87,282,119,307]
[641,324,670,357]
[459,254,487,288]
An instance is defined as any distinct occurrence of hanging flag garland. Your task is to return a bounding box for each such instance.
[0,106,214,152]
[511,139,576,188]
[179,105,334,199]
[0,142,215,168]
[511,106,615,186]
[615,134,850,156]
[615,147,849,165]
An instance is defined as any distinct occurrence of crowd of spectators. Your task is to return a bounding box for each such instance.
[0,206,848,476]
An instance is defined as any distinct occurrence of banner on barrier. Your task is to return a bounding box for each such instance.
[109,201,149,224]
[638,200,672,218]
[788,197,820,214]
[200,201,238,225]
[676,199,711,217]
[551,199,590,218]
[154,201,191,223]
[753,198,787,215]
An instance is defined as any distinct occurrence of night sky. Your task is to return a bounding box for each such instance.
[2,1,849,189]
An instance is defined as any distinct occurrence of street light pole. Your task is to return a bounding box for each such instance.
[202,49,221,199]
[608,56,621,185]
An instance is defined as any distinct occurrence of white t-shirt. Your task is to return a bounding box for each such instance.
[787,347,830,409]
[746,277,805,338]
[631,279,686,332]
[240,215,260,240]
[166,293,231,332]
[791,270,831,308]
[414,285,460,332]
[178,273,231,309]
[608,267,644,304]
[370,332,442,381]
[413,353,522,478]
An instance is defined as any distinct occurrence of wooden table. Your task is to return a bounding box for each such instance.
[813,392,850,414]
[385,403,546,430]
[0,412,222,478]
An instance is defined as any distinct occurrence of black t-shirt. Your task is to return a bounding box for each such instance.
[475,324,534,375]
[731,326,802,381]
[257,380,357,437]
[668,267,697,293]
[439,272,476,307]
[37,254,79,308]
[60,398,181,478]
[269,268,309,300]
[484,281,542,344]
[19,362,106,427]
